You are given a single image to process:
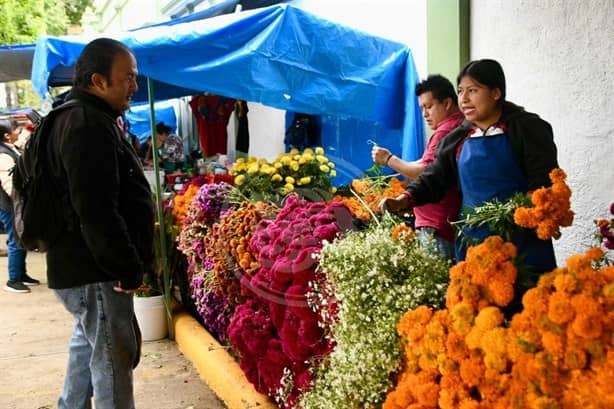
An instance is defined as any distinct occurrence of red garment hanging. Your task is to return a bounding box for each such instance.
[189,94,235,157]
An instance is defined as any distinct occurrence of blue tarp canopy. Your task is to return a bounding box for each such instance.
[126,100,178,143]
[0,43,73,85]
[32,3,424,164]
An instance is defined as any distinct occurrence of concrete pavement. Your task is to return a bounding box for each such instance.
[0,240,226,409]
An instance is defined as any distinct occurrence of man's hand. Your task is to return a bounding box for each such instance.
[113,282,136,294]
[378,193,412,215]
[371,146,392,166]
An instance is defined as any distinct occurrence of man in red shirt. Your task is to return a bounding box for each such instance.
[372,75,464,260]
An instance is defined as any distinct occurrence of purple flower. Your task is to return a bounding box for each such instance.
[190,273,234,343]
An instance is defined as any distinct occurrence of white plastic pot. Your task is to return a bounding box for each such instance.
[134,294,168,341]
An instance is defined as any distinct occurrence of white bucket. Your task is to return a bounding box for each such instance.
[143,169,165,191]
[134,295,169,341]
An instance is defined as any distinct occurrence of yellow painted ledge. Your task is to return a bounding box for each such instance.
[173,309,278,409]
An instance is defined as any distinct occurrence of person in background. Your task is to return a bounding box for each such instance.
[380,59,558,305]
[144,121,184,171]
[372,75,464,260]
[123,119,141,153]
[0,118,39,292]
[44,38,154,409]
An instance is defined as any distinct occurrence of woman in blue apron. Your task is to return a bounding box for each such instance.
[381,59,558,307]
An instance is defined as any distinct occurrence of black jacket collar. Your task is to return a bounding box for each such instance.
[66,88,121,119]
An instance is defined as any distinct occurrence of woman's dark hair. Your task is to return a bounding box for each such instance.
[415,74,458,106]
[155,121,172,135]
[73,38,133,90]
[0,118,18,136]
[457,59,506,102]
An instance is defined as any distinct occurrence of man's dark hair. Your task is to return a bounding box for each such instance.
[457,59,506,102]
[73,38,133,90]
[415,74,458,106]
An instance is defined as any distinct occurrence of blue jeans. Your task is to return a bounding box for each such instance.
[54,281,138,409]
[0,209,26,282]
[416,227,455,262]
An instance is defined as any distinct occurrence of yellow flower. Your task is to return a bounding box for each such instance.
[330,169,337,177]
[247,156,257,163]
[280,155,292,165]
[303,147,314,155]
[316,155,328,164]
[320,165,330,173]
[298,176,311,185]
[315,147,324,155]
[289,148,299,155]
[247,164,259,174]
[329,162,335,168]
[330,187,337,194]
[272,174,283,182]
[234,174,246,185]
[298,157,307,165]
[258,158,268,165]
[284,183,294,192]
[274,161,283,169]
[285,176,295,184]
[290,161,300,171]
[261,166,276,175]
[293,154,302,161]
[302,153,315,162]
[235,157,245,164]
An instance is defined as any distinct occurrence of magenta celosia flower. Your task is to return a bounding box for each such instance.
[227,197,352,407]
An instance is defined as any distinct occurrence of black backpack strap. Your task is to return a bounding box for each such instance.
[0,143,19,163]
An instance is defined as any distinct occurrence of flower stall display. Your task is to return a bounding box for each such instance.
[229,147,336,202]
[177,182,237,334]
[170,145,613,409]
[227,195,353,408]
[171,183,200,228]
[333,176,407,222]
[205,202,278,306]
[384,235,614,409]
[300,219,450,409]
[177,182,234,279]
[190,260,234,343]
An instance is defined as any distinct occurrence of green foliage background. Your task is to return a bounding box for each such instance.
[0,0,93,108]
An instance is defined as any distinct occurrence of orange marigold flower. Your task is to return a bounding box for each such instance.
[445,331,469,363]
[450,302,475,335]
[552,272,577,294]
[487,281,515,307]
[571,313,603,340]
[540,331,565,356]
[547,291,574,324]
[563,346,587,370]
[474,307,504,331]
[549,168,567,183]
[392,224,415,241]
[585,246,605,261]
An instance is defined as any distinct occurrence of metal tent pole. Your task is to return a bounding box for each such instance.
[147,77,174,340]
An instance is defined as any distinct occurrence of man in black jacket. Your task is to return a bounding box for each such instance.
[46,38,154,409]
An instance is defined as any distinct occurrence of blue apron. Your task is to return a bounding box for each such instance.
[456,131,556,280]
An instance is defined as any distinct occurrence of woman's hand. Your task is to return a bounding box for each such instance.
[378,193,412,214]
[372,146,392,166]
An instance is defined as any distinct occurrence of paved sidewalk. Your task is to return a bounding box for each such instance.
[0,242,226,409]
